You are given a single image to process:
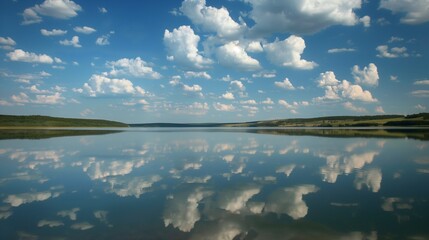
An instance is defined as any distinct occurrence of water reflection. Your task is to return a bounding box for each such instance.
[0,129,429,239]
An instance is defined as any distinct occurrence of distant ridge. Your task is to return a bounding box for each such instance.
[0,115,128,128]
[1,113,429,128]
[130,113,429,128]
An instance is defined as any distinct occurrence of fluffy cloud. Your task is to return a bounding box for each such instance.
[343,102,367,113]
[380,0,429,24]
[213,102,235,111]
[245,0,362,35]
[164,25,212,69]
[222,92,235,100]
[264,185,319,220]
[169,77,204,97]
[73,26,96,34]
[275,78,295,90]
[180,0,245,38]
[7,49,56,64]
[376,45,409,58]
[184,71,211,79]
[107,57,162,79]
[246,41,264,52]
[0,37,16,46]
[76,74,147,97]
[40,28,67,36]
[216,41,261,71]
[96,34,111,46]
[359,15,371,27]
[57,208,79,220]
[22,0,82,25]
[264,36,317,70]
[341,80,377,102]
[59,36,81,47]
[352,63,379,86]
[315,71,377,102]
[175,102,210,115]
[230,80,246,92]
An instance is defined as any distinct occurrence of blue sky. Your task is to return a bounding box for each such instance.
[0,0,428,123]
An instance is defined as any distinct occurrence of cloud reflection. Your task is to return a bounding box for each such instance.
[164,186,213,232]
[354,168,382,192]
[264,185,319,220]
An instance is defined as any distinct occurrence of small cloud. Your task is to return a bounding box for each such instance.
[327,48,356,53]
[74,26,96,34]
[99,7,108,13]
[390,75,398,81]
[376,45,409,58]
[275,78,295,90]
[96,33,112,46]
[415,104,426,111]
[411,90,429,98]
[343,102,367,113]
[0,37,16,46]
[414,80,429,85]
[41,29,67,36]
[7,49,54,64]
[359,16,371,27]
[375,106,385,114]
[59,36,81,48]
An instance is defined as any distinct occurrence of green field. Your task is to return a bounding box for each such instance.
[0,115,128,128]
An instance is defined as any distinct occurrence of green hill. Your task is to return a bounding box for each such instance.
[0,115,128,128]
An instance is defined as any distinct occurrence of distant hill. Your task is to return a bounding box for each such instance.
[0,115,128,128]
[130,113,429,128]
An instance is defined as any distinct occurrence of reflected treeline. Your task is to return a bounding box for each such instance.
[244,128,429,140]
[0,129,123,140]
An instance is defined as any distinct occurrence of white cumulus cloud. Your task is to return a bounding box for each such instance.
[245,0,362,35]
[180,0,246,38]
[275,78,295,90]
[76,74,147,97]
[216,41,261,71]
[352,63,379,86]
[164,25,212,69]
[73,26,96,34]
[7,49,54,64]
[40,28,67,36]
[376,45,409,58]
[22,0,82,25]
[213,102,235,111]
[107,57,161,79]
[264,35,317,70]
[59,35,81,47]
[380,0,429,24]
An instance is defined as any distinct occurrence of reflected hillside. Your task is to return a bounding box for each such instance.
[245,128,429,140]
[0,129,123,140]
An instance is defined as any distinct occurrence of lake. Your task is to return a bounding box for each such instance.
[0,128,428,239]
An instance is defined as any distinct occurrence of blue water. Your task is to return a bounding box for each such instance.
[0,129,428,239]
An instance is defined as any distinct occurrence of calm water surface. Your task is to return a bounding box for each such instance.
[0,128,428,239]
